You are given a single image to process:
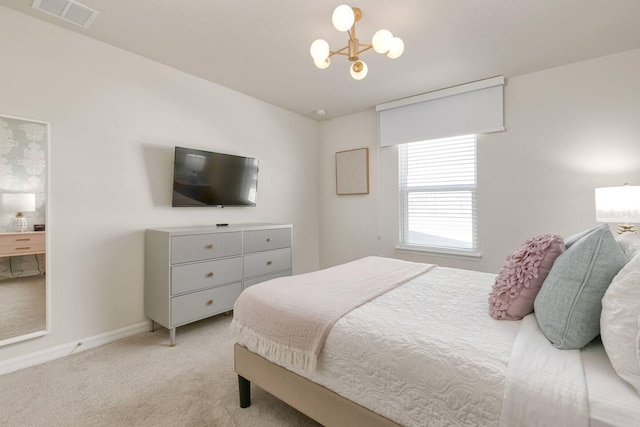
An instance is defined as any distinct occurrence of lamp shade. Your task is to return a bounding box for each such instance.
[2,193,36,213]
[332,5,355,32]
[313,57,331,69]
[350,60,368,80]
[595,185,640,223]
[372,29,393,54]
[310,39,330,61]
[386,37,405,59]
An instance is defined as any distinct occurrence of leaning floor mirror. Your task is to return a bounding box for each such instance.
[0,113,49,346]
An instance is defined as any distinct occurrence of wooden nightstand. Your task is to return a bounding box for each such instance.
[0,231,46,257]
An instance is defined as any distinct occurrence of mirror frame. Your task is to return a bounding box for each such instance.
[0,113,50,347]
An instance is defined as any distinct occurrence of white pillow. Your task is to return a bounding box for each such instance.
[616,231,640,259]
[600,252,640,394]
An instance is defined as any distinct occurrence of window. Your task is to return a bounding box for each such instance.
[398,134,477,254]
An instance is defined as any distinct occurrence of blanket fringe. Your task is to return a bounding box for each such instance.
[230,319,318,371]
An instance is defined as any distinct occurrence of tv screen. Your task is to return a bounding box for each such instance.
[172,146,259,207]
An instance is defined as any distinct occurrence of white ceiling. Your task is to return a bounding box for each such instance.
[3,0,640,120]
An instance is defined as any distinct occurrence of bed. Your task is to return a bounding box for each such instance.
[231,226,640,426]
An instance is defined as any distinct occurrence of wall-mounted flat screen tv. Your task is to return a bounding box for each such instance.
[172,146,259,207]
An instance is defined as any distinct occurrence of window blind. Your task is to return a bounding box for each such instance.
[399,135,477,252]
[377,76,504,147]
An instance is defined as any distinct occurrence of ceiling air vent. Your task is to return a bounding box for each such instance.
[32,0,99,29]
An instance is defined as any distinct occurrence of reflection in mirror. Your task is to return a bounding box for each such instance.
[0,114,48,346]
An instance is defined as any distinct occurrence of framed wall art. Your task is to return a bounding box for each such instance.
[335,147,369,195]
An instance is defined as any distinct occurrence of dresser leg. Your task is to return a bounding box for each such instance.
[150,320,155,332]
[169,328,176,347]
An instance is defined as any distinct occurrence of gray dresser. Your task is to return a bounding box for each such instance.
[144,223,292,345]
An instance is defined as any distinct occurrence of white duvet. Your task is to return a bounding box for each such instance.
[249,265,639,426]
[266,266,520,426]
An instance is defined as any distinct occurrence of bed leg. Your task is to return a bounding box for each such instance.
[238,375,251,408]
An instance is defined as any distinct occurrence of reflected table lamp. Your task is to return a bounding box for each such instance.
[595,184,640,234]
[2,193,36,232]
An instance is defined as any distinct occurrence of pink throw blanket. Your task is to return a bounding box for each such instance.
[230,256,433,371]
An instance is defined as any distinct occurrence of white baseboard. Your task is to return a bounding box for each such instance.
[0,321,151,376]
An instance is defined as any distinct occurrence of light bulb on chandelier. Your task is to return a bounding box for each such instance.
[386,37,405,59]
[350,61,368,80]
[309,5,404,80]
[372,29,393,53]
[332,4,355,32]
[314,56,331,69]
[309,39,330,62]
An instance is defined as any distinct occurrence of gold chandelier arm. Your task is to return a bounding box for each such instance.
[356,44,373,55]
[329,45,350,58]
[348,28,357,43]
[347,7,362,43]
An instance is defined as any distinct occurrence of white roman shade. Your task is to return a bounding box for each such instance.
[376,76,505,146]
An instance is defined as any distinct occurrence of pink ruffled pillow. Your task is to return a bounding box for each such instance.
[489,234,566,320]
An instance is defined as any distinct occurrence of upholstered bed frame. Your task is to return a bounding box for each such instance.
[234,344,400,427]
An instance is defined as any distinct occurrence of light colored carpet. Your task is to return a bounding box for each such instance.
[0,275,46,342]
[0,314,321,426]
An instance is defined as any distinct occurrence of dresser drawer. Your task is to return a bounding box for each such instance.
[243,228,291,254]
[171,256,242,295]
[243,248,292,278]
[171,232,242,264]
[243,269,291,290]
[171,282,242,326]
[0,233,45,256]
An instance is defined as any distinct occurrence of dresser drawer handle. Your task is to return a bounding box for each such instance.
[266,238,271,242]
[16,247,31,250]
[266,261,273,266]
[206,244,214,249]
[16,238,31,242]
[207,299,213,306]
[207,272,214,278]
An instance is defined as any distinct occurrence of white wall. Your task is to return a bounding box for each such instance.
[0,6,320,362]
[320,48,640,272]
[319,112,379,267]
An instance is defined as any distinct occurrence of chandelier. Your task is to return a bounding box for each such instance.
[309,5,404,80]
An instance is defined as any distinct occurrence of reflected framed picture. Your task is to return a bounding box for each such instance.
[335,147,369,195]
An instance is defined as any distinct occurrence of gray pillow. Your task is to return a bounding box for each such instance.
[534,224,628,349]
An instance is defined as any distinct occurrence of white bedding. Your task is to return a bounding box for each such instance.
[231,256,432,371]
[582,337,640,427]
[500,314,589,427]
[258,266,521,426]
[242,264,640,426]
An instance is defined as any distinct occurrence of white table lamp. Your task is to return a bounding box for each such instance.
[595,184,640,233]
[2,193,36,232]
